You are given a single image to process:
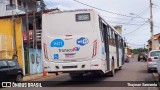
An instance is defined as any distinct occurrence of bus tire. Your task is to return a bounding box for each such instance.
[119,66,122,70]
[108,60,115,77]
[159,74,160,82]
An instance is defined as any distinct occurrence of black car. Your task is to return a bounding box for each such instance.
[138,53,147,61]
[0,59,23,83]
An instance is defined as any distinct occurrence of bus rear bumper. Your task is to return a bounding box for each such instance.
[43,59,104,73]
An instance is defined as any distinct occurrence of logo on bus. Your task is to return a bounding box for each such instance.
[54,54,59,60]
[59,47,80,52]
[50,39,64,48]
[77,37,89,46]
[65,53,75,58]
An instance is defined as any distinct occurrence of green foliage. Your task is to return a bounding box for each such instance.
[132,48,148,54]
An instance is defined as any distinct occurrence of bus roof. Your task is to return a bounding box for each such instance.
[43,9,122,37]
[45,9,94,14]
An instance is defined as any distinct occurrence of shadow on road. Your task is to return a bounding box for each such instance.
[139,70,147,73]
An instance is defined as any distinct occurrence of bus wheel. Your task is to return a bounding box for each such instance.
[108,61,115,77]
[119,66,122,70]
[159,74,160,82]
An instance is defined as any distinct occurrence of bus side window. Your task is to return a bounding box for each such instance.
[99,18,104,42]
[118,36,120,48]
[108,28,112,45]
[112,30,116,46]
[99,18,103,29]
[119,36,122,49]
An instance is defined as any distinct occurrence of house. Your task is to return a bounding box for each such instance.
[0,0,41,17]
[0,0,43,75]
[147,33,160,50]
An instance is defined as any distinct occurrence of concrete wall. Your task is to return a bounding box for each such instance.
[0,18,24,69]
[154,40,159,50]
[0,0,29,17]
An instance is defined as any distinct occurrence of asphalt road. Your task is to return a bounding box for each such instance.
[1,57,159,90]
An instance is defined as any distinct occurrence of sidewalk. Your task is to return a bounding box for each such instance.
[153,73,160,89]
[23,73,63,81]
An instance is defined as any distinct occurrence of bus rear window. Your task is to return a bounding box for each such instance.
[76,13,90,21]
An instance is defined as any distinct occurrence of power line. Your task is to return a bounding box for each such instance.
[104,16,133,21]
[72,0,139,18]
[104,16,149,23]
[153,3,160,8]
[122,20,149,36]
[106,20,148,26]
[138,5,150,15]
[125,6,150,25]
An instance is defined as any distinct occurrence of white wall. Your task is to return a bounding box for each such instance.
[0,0,27,17]
[154,40,159,50]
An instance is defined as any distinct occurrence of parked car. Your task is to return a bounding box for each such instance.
[157,54,160,81]
[0,59,23,83]
[147,50,160,73]
[138,52,147,61]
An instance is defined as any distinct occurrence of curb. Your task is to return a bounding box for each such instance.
[23,73,63,81]
[23,74,56,81]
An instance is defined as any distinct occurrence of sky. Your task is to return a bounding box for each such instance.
[44,0,160,49]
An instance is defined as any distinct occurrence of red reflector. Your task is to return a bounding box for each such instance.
[148,58,152,62]
[94,64,98,66]
[43,43,48,60]
[44,67,48,69]
[93,40,97,57]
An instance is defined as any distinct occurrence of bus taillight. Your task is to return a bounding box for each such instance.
[43,43,49,60]
[93,40,97,57]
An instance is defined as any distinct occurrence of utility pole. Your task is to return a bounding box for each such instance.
[40,0,45,17]
[12,11,17,59]
[150,0,154,50]
[25,0,30,75]
[26,2,29,50]
[32,0,38,74]
[33,1,37,49]
[12,12,16,52]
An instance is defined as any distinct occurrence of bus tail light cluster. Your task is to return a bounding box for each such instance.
[92,40,97,57]
[148,58,152,62]
[43,43,49,60]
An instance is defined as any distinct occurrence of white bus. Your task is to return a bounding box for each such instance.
[42,9,125,78]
